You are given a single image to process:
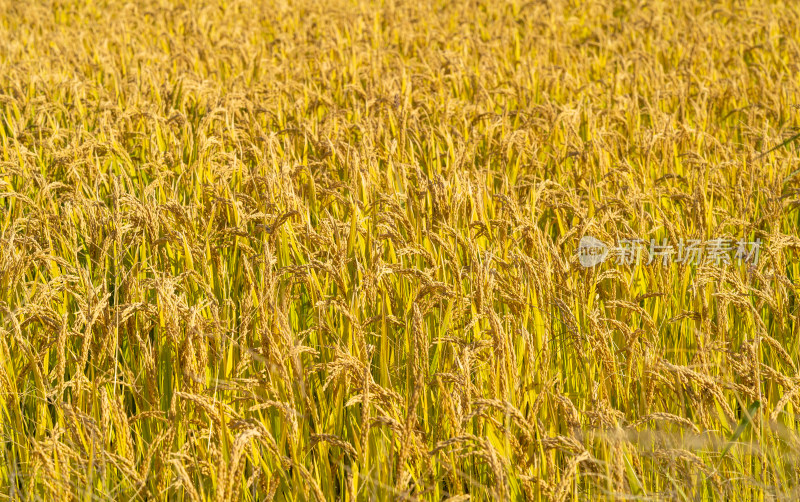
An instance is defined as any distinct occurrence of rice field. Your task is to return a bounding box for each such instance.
[1,0,800,500]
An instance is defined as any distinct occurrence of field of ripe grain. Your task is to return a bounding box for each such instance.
[1,0,800,500]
